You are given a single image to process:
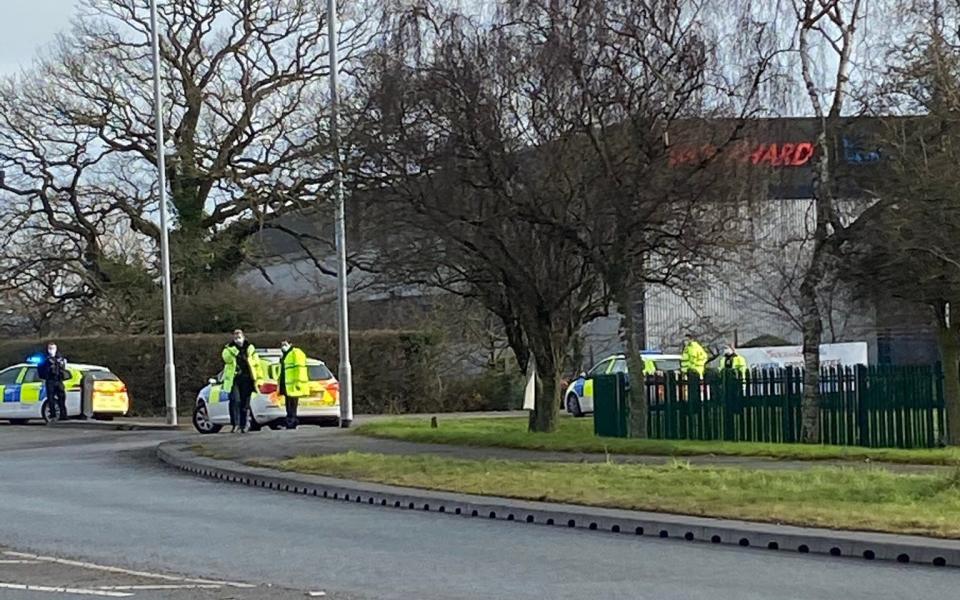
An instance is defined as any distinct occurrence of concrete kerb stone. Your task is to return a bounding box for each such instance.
[54,420,182,432]
[156,441,960,569]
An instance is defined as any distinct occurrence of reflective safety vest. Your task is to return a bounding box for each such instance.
[281,347,310,398]
[642,359,656,376]
[221,343,263,393]
[724,354,748,377]
[681,341,709,376]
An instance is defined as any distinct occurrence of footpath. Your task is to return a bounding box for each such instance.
[157,422,960,569]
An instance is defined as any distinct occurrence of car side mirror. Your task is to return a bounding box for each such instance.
[208,378,217,385]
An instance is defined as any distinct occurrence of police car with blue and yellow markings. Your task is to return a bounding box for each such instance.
[563,352,682,417]
[192,348,340,433]
[0,358,130,424]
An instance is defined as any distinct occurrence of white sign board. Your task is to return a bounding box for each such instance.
[523,361,536,411]
[737,342,868,370]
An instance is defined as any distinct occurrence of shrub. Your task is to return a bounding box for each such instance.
[0,331,515,416]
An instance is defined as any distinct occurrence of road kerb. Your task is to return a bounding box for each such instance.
[53,420,184,432]
[156,441,960,569]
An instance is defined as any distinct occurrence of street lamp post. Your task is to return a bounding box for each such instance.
[327,0,354,427]
[149,0,178,425]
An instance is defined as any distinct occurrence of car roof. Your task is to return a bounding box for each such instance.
[602,353,682,361]
[255,350,328,366]
[8,362,112,371]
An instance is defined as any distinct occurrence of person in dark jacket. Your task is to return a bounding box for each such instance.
[37,342,70,422]
[221,329,262,433]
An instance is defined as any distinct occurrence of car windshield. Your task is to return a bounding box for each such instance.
[587,360,611,376]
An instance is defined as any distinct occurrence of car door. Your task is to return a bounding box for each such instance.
[17,367,47,417]
[0,367,25,418]
[204,369,230,422]
[581,358,613,413]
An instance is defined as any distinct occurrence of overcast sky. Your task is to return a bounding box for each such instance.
[0,0,78,75]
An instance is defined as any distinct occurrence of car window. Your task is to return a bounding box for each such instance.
[0,367,22,385]
[85,370,119,382]
[587,359,612,377]
[610,359,628,374]
[655,359,682,371]
[309,364,334,381]
[21,367,41,383]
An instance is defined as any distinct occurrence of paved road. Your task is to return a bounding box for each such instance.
[1,425,959,600]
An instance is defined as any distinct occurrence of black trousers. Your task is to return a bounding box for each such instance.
[230,378,255,429]
[46,381,67,420]
[285,396,299,428]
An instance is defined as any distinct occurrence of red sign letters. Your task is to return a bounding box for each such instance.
[669,141,816,168]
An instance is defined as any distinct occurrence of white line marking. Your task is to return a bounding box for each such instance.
[2,552,254,589]
[0,560,40,564]
[96,584,222,591]
[0,582,133,597]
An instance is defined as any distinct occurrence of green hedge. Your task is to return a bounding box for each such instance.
[0,331,505,416]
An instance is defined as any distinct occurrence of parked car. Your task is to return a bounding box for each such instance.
[563,352,682,417]
[192,349,340,434]
[0,360,130,424]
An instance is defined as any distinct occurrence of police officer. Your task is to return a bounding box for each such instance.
[722,345,748,377]
[221,329,262,433]
[278,339,308,429]
[37,342,69,422]
[681,333,709,377]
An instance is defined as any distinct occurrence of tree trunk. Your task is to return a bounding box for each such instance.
[616,281,648,439]
[528,360,561,433]
[796,123,834,445]
[798,262,823,444]
[936,312,960,445]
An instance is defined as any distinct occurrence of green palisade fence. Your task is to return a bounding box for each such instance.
[595,365,948,448]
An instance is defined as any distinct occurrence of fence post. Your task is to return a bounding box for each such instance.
[856,364,869,447]
[934,362,945,447]
[665,371,677,439]
[723,369,737,441]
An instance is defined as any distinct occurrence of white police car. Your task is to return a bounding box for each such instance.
[0,358,130,424]
[563,352,682,417]
[192,349,340,433]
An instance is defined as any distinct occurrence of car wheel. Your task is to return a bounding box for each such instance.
[566,393,583,418]
[192,402,222,434]
[267,421,283,430]
[41,401,56,424]
[247,409,263,432]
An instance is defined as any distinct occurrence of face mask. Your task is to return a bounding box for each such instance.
[234,337,244,345]
[281,343,291,352]
[48,346,57,356]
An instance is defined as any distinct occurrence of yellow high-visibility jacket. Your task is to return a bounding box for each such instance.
[681,341,709,376]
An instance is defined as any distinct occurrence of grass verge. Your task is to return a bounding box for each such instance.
[276,451,960,538]
[355,417,960,465]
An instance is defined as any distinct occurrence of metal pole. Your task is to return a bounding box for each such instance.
[149,0,178,426]
[328,0,353,427]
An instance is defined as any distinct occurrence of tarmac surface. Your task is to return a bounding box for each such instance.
[1,422,959,599]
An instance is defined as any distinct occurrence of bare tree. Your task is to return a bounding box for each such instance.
[790,0,866,442]
[846,3,960,443]
[487,0,777,436]
[355,1,617,432]
[0,0,374,306]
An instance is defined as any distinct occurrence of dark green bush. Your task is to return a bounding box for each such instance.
[0,331,513,416]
